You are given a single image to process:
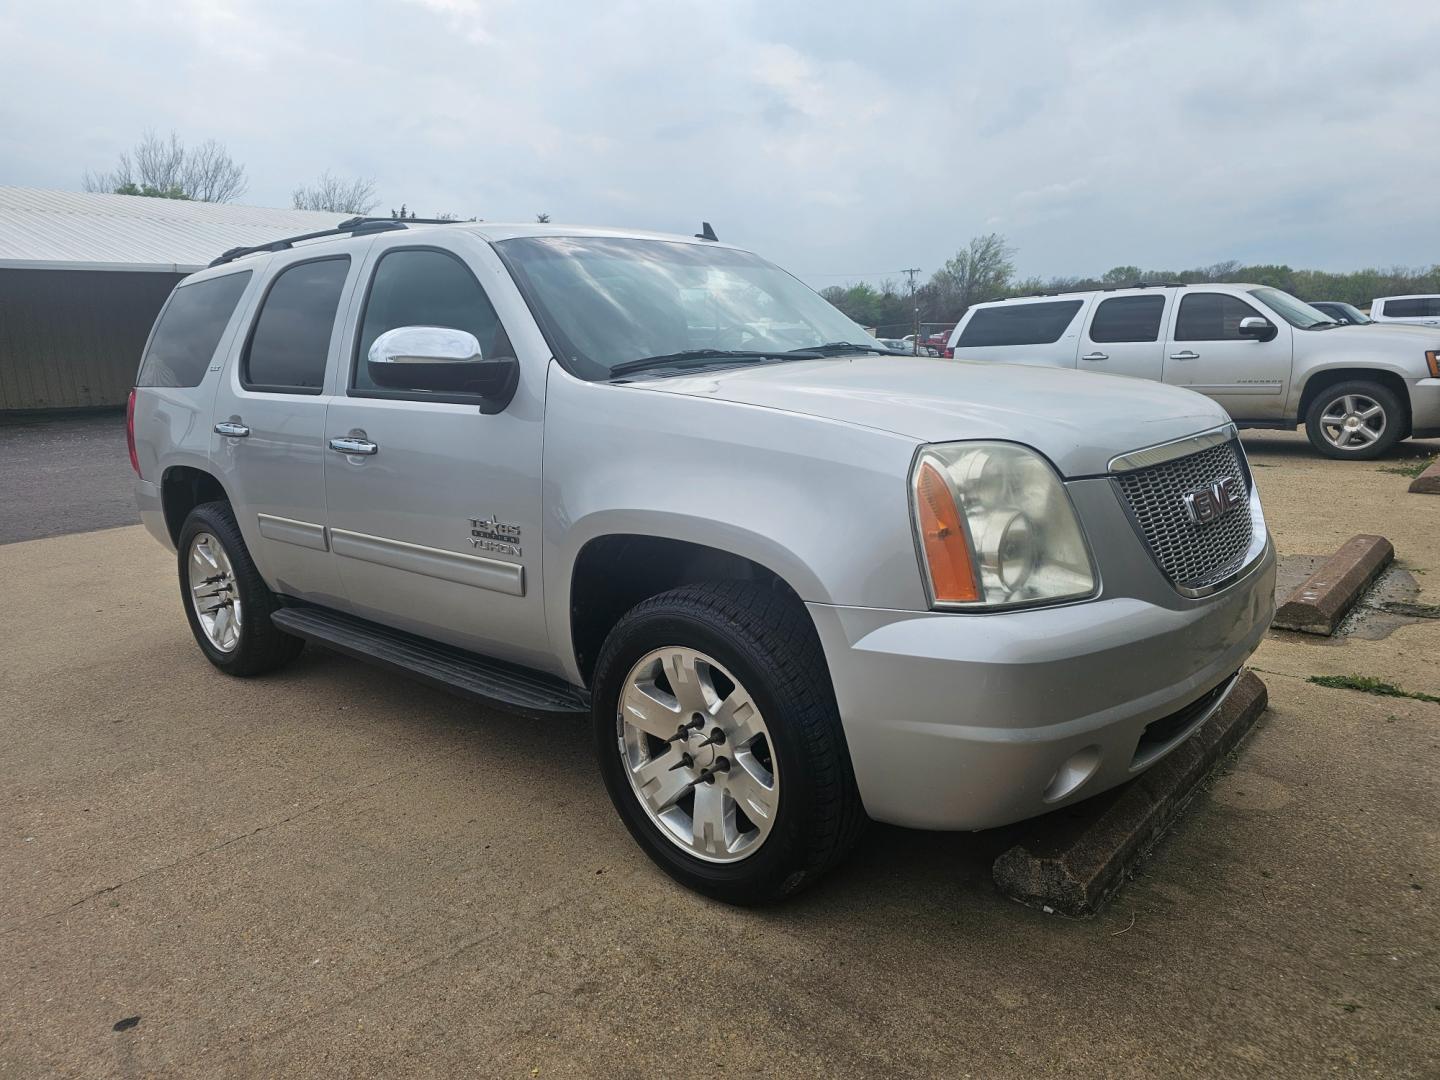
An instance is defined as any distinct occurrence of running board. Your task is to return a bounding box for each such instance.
[270,604,589,720]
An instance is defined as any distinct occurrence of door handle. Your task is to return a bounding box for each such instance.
[1081,352,1108,362]
[329,436,378,456]
[214,421,250,437]
[1169,351,1200,361]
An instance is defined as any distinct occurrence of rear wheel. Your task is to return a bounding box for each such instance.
[592,582,864,904]
[1304,380,1404,459]
[177,501,304,676]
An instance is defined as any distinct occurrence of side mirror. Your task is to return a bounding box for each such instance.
[367,326,518,411]
[1237,316,1277,342]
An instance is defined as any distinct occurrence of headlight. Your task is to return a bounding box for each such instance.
[910,442,1095,608]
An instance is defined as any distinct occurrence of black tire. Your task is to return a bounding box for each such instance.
[176,501,304,676]
[592,582,865,904]
[1304,379,1405,460]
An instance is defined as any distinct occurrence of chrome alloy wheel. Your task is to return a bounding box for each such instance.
[1319,393,1386,450]
[187,532,242,652]
[617,647,779,863]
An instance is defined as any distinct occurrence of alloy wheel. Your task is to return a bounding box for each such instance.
[187,532,242,652]
[617,647,779,863]
[1319,393,1386,450]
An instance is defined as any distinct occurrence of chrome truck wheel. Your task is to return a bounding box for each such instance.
[1304,380,1404,460]
[617,646,779,863]
[592,582,864,904]
[1318,392,1385,450]
[176,501,304,676]
[187,532,242,652]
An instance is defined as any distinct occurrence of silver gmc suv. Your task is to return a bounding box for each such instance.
[129,220,1275,903]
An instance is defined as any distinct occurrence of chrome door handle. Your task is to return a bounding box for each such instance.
[1081,352,1108,362]
[1169,351,1200,361]
[329,436,378,456]
[214,421,250,437]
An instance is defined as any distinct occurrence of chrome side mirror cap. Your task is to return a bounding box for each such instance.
[366,326,518,411]
[1237,316,1277,342]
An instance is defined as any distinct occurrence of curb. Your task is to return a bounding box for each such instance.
[1409,461,1440,495]
[1272,534,1394,635]
[992,670,1268,918]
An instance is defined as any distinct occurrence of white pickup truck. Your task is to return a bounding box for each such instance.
[947,284,1440,458]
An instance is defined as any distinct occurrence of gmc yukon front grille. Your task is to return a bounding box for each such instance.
[1114,439,1254,593]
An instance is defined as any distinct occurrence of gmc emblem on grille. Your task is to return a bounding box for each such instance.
[1183,476,1243,525]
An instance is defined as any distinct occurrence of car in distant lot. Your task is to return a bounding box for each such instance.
[1370,295,1440,327]
[875,337,910,352]
[1309,301,1371,326]
[129,218,1275,903]
[899,334,936,356]
[947,284,1440,459]
[928,329,955,358]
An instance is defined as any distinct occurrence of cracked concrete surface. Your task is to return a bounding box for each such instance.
[0,428,1436,1077]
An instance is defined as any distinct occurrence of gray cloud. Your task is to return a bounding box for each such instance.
[2,0,1437,284]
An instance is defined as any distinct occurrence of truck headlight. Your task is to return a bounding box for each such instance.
[910,442,1095,608]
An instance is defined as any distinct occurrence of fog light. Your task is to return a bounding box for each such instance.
[1042,746,1102,803]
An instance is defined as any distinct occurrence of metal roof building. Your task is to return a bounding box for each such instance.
[0,187,349,410]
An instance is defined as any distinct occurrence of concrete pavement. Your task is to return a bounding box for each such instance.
[2,430,1437,1077]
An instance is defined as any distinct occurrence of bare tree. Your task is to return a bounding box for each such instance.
[535,212,551,223]
[292,171,379,214]
[83,130,247,202]
[929,233,1016,316]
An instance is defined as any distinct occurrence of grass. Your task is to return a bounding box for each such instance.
[1376,455,1436,478]
[1308,673,1440,705]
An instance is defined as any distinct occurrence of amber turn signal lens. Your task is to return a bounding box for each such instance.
[1426,350,1439,378]
[915,461,980,603]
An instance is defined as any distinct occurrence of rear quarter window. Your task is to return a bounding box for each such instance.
[136,271,252,387]
[956,300,1084,348]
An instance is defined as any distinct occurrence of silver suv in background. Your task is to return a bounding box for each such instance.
[947,284,1440,459]
[130,220,1274,903]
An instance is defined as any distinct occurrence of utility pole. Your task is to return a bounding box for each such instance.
[902,268,922,354]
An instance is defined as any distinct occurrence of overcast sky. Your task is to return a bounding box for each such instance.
[2,0,1438,285]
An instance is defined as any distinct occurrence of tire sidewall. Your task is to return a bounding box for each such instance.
[593,605,822,903]
[1305,381,1404,460]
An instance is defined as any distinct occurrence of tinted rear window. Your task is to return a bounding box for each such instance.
[1381,297,1440,318]
[136,271,251,387]
[956,300,1084,347]
[242,257,350,393]
[1088,295,1165,343]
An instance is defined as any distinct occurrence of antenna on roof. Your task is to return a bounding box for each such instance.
[695,221,718,242]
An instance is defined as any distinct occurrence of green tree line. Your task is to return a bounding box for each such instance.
[821,233,1440,334]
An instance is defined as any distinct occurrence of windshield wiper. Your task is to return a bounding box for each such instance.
[783,341,900,356]
[608,348,807,379]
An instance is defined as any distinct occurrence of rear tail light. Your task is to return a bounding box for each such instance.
[126,389,141,476]
[942,347,954,359]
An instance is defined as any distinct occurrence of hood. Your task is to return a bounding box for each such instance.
[1327,322,1440,345]
[634,356,1231,477]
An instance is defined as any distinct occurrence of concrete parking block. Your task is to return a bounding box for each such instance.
[1272,534,1394,635]
[991,671,1268,918]
[1409,460,1440,494]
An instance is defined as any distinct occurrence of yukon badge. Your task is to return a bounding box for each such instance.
[1182,476,1243,526]
[468,515,522,557]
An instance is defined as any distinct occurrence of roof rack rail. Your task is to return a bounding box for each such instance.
[208,216,463,268]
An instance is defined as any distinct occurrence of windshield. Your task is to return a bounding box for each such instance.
[496,236,877,379]
[1248,287,1335,329]
[1332,302,1371,324]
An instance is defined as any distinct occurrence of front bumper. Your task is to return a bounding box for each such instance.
[808,484,1275,830]
[1407,377,1440,437]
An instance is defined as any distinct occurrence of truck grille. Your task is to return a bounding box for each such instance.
[1114,439,1253,591]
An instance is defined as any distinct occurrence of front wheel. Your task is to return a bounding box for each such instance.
[592,582,864,904]
[1304,380,1405,459]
